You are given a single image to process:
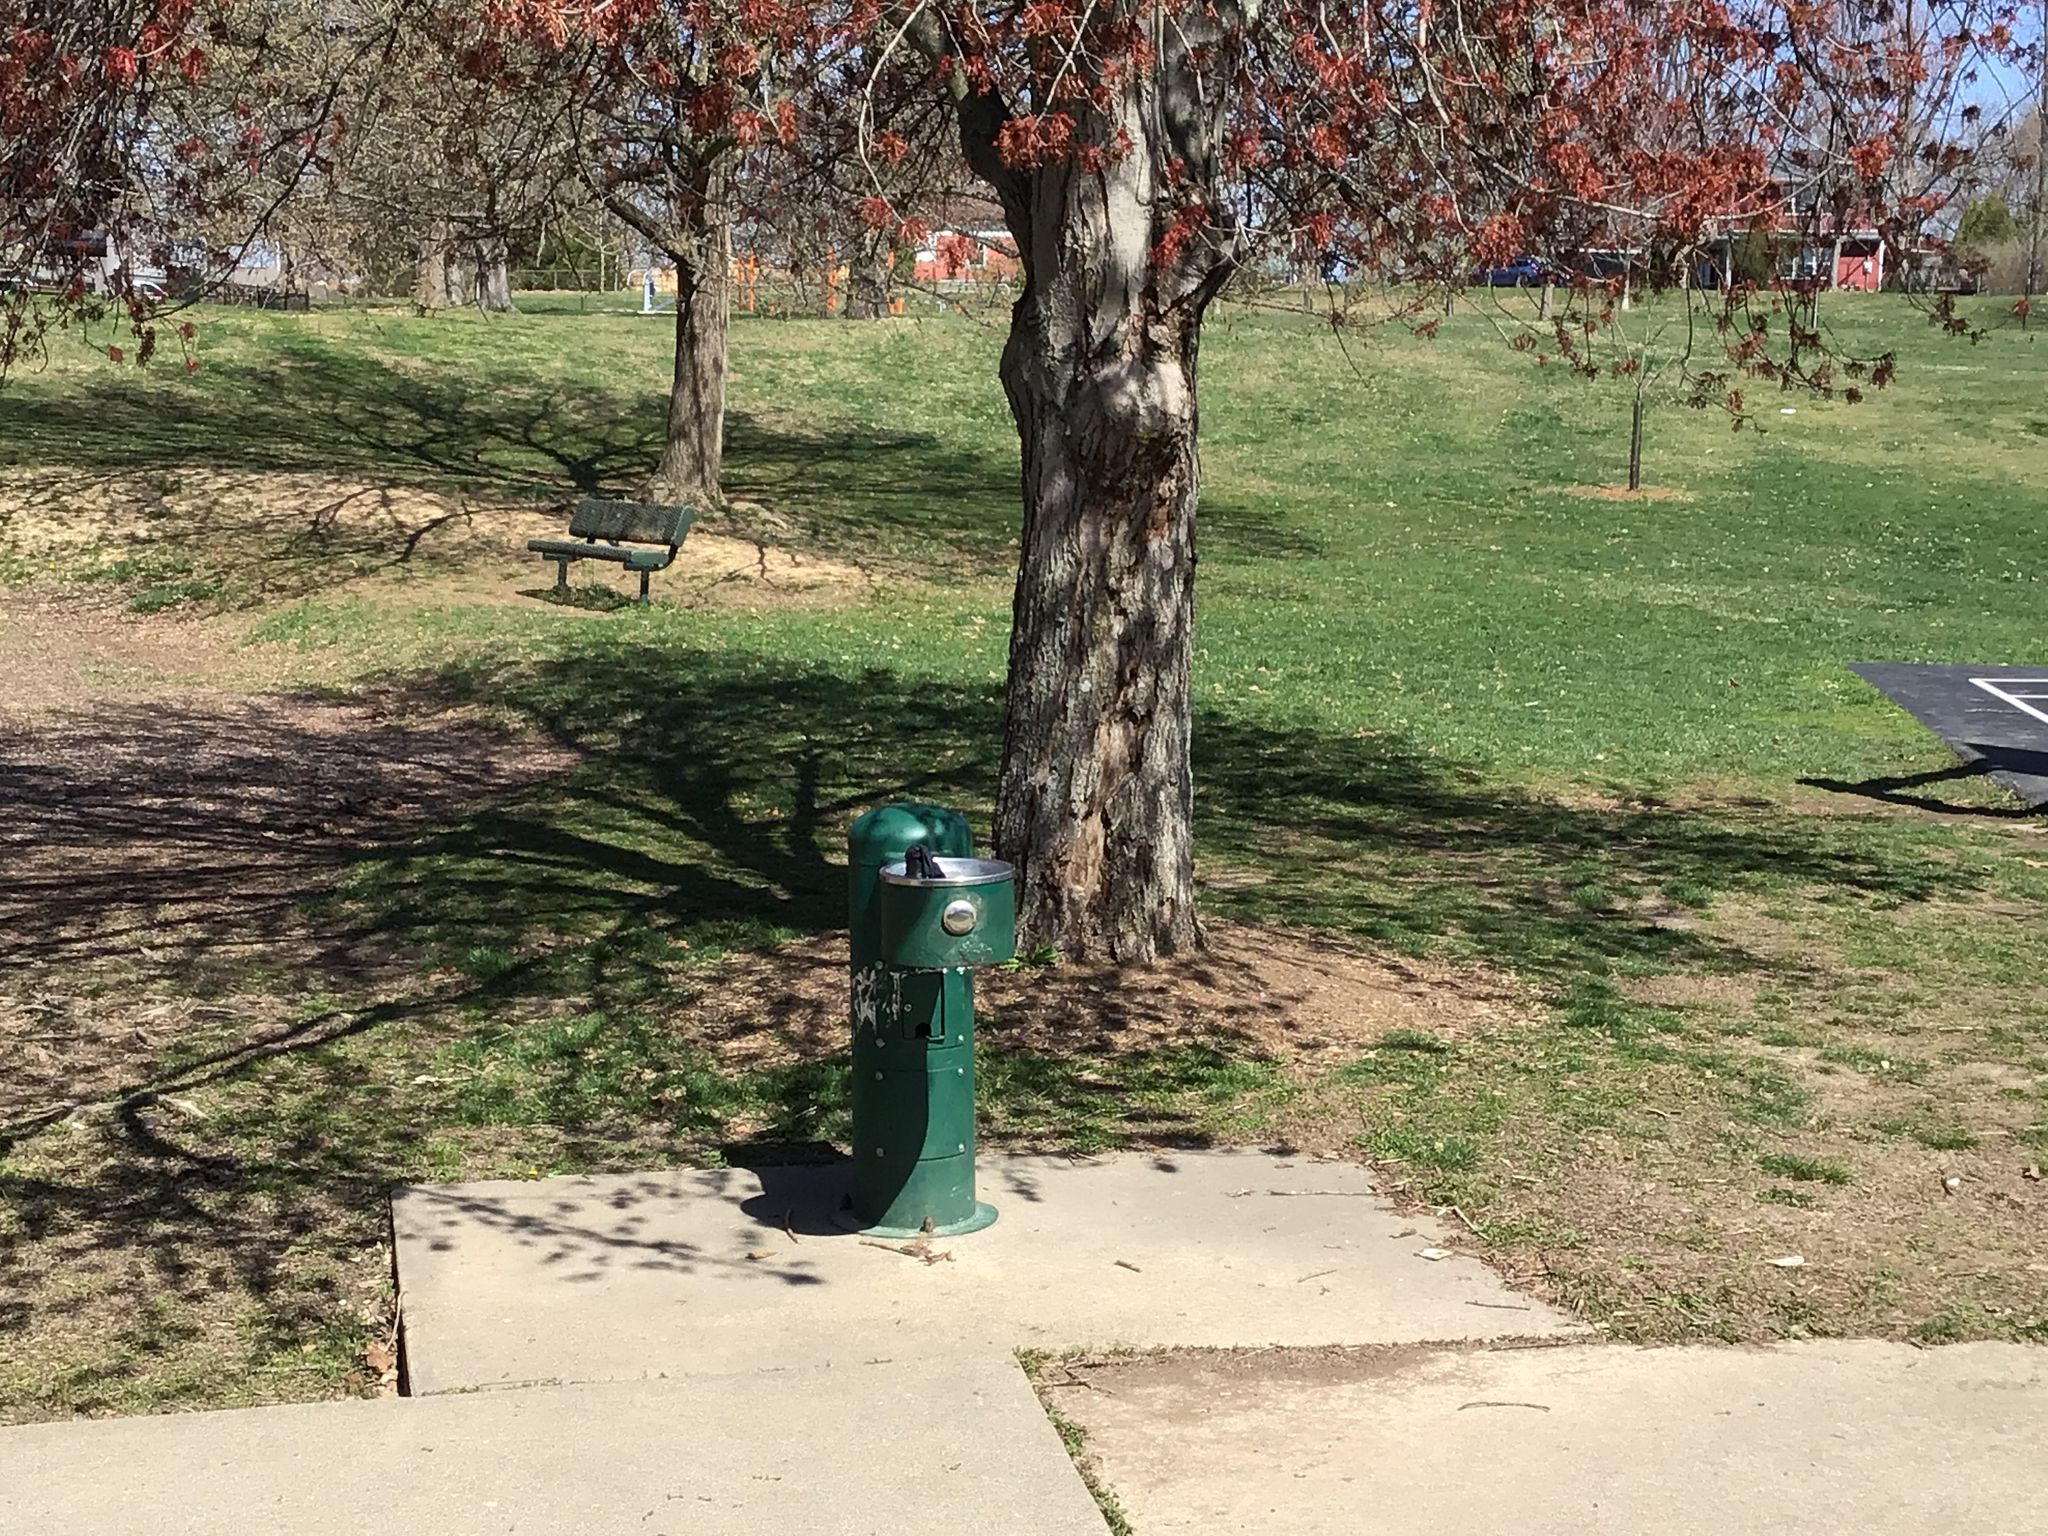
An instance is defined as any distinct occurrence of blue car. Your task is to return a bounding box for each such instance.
[1473,256,1551,286]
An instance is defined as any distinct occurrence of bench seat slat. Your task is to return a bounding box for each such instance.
[527,539,679,572]
[529,538,630,563]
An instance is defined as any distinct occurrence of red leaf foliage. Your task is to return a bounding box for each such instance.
[3,0,2021,395]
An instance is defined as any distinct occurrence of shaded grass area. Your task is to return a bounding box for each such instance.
[6,628,2042,1420]
[2,297,2047,1419]
[338,635,1985,982]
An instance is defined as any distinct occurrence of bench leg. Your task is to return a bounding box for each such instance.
[555,558,570,595]
[637,569,651,606]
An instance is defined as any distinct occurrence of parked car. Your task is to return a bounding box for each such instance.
[1472,255,1552,287]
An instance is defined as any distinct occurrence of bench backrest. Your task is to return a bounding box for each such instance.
[568,497,696,547]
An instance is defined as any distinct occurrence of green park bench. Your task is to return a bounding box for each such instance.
[528,497,696,605]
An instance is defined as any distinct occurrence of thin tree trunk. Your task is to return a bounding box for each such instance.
[476,236,515,313]
[1539,278,1554,320]
[2029,18,2047,325]
[851,241,891,319]
[596,159,733,506]
[414,224,454,309]
[1628,389,1645,492]
[646,192,729,505]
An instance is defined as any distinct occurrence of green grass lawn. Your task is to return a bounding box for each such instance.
[1,290,2045,1421]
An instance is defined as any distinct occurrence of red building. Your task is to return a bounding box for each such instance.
[1829,233,1886,292]
[1697,224,1889,292]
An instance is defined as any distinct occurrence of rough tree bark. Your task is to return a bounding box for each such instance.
[948,15,1238,961]
[648,241,728,502]
[445,247,473,307]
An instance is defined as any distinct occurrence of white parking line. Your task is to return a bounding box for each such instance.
[1970,678,2048,728]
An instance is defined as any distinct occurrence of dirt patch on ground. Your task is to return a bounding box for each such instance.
[2,992,288,1131]
[0,693,575,1006]
[1650,896,1842,972]
[478,526,872,613]
[0,589,261,710]
[0,467,871,613]
[983,926,1526,1067]
[692,921,1531,1076]
[1454,950,2048,1345]
[1569,484,1695,502]
[1493,1098,2048,1345]
[1624,970,1764,1010]
[1675,777,2039,825]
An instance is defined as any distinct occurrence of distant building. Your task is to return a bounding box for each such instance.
[1695,222,1890,293]
[1828,232,1887,292]
[912,197,1020,285]
[18,234,156,296]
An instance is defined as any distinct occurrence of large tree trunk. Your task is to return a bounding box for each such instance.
[445,247,473,308]
[596,158,732,507]
[981,107,1230,960]
[994,287,1204,961]
[645,185,730,505]
[934,0,1237,962]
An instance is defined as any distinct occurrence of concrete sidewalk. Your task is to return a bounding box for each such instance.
[13,1149,2043,1536]
[1047,1338,2048,1535]
[0,1353,1107,1536]
[392,1151,1577,1393]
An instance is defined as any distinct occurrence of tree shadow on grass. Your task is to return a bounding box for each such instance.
[0,348,1025,585]
[1192,731,1970,977]
[1799,744,2047,820]
[0,642,1976,1415]
[0,643,1971,1139]
[0,682,926,1415]
[0,342,1325,597]
[0,350,657,494]
[358,641,1965,988]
